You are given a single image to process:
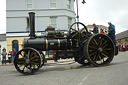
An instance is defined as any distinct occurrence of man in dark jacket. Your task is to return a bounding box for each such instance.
[12,49,17,64]
[92,23,99,34]
[108,22,116,45]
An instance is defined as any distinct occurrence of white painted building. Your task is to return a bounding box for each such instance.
[6,0,76,52]
[6,0,75,37]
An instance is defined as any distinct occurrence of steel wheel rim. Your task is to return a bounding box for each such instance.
[87,34,114,66]
[14,48,41,74]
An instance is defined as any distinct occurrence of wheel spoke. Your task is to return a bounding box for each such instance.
[19,53,26,60]
[100,38,103,46]
[30,55,37,60]
[31,62,39,65]
[72,32,78,37]
[100,54,105,62]
[102,44,108,49]
[89,49,95,52]
[93,55,97,61]
[27,51,30,59]
[18,64,25,68]
[93,39,99,47]
[31,59,39,62]
[102,50,109,55]
[91,40,96,46]
[98,54,103,63]
[103,48,111,51]
[22,65,26,71]
[89,51,97,57]
[71,28,78,32]
[30,52,34,59]
[102,40,108,46]
[18,58,25,60]
[102,53,109,58]
[89,46,97,49]
[24,52,28,59]
[17,61,25,64]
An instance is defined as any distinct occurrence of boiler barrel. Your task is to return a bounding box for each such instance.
[23,38,72,51]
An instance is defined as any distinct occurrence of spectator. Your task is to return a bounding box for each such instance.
[125,43,127,51]
[91,23,99,34]
[108,22,116,45]
[11,51,13,63]
[1,48,7,65]
[100,28,104,34]
[8,51,12,63]
[12,49,17,64]
[122,42,126,51]
[2,47,6,51]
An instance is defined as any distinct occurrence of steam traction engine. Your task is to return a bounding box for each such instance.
[14,12,116,74]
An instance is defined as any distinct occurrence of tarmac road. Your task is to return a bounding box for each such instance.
[0,51,128,85]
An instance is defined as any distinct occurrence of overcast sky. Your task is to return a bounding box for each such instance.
[76,0,128,34]
[0,0,128,34]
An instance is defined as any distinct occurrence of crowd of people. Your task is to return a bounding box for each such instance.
[117,42,128,52]
[0,47,17,65]
[91,22,128,52]
[91,22,116,46]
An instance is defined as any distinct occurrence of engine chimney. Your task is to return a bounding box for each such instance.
[29,12,36,38]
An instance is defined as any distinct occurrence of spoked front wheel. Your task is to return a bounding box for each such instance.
[14,48,42,75]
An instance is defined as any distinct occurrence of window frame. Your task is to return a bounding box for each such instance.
[68,17,72,29]
[67,0,71,10]
[50,0,57,9]
[26,0,34,9]
[50,17,57,28]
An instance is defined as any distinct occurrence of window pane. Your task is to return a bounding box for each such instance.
[67,5,70,9]
[68,18,72,29]
[51,18,56,24]
[51,3,56,8]
[51,17,57,28]
[68,18,72,24]
[27,4,32,8]
[27,0,32,3]
[67,0,71,9]
[50,0,56,8]
[67,0,70,5]
[51,24,56,28]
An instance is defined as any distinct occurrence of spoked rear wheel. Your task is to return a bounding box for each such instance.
[14,48,42,75]
[84,34,115,66]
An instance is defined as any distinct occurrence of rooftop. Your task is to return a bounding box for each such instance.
[87,25,108,29]
[116,30,128,40]
[0,34,6,41]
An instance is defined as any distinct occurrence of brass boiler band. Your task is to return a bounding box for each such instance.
[23,38,72,51]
